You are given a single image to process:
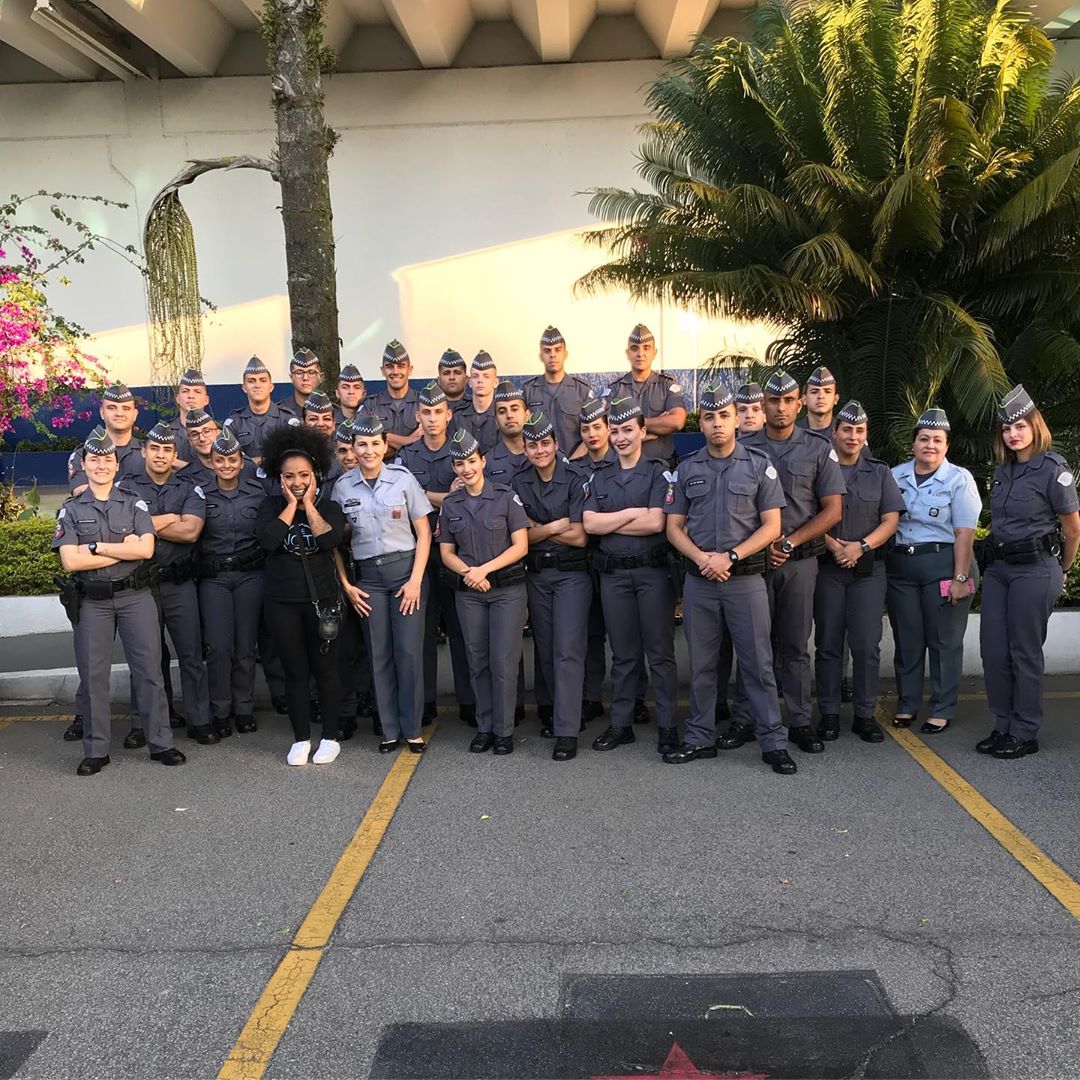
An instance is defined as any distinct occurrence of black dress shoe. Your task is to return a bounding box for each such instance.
[817,714,840,741]
[852,716,884,743]
[592,725,635,751]
[63,716,84,742]
[187,725,220,745]
[762,749,797,775]
[581,700,604,725]
[372,711,383,737]
[150,748,187,766]
[920,719,950,735]
[717,721,755,750]
[540,724,554,739]
[789,725,825,753]
[406,739,426,754]
[460,704,477,728]
[662,742,718,764]
[469,732,494,753]
[841,677,854,703]
[991,734,1039,760]
[169,705,186,730]
[975,729,1007,754]
[122,728,147,750]
[715,700,731,724]
[235,715,258,734]
[271,696,289,716]
[656,726,679,753]
[337,720,357,741]
[633,699,651,724]
[552,736,577,761]
[493,735,514,755]
[538,706,554,738]
[76,755,110,776]
[357,692,375,717]
[513,705,525,727]
[378,740,400,753]
[213,717,233,739]
[422,701,438,722]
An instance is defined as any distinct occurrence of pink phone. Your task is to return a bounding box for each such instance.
[939,578,975,598]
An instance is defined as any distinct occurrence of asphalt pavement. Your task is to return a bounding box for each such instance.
[1,676,1079,1079]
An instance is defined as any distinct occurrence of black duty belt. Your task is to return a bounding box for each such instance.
[987,532,1061,565]
[154,558,195,586]
[787,537,827,561]
[441,561,527,591]
[199,547,266,576]
[591,546,669,573]
[79,566,154,600]
[893,542,952,556]
[686,551,767,578]
[526,550,589,573]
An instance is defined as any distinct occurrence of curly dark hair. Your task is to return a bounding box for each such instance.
[260,423,333,481]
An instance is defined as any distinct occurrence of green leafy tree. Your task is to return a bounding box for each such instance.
[578,0,1080,465]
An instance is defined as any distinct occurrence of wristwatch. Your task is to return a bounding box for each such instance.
[780,538,795,555]
[860,540,872,555]
[954,573,969,583]
[727,549,741,564]
[88,542,98,555]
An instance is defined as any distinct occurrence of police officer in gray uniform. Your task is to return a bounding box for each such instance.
[226,356,294,462]
[604,323,687,466]
[522,326,592,459]
[735,369,845,754]
[583,397,678,753]
[978,385,1080,759]
[513,410,592,761]
[486,380,532,483]
[796,366,839,437]
[437,348,471,419]
[168,369,210,461]
[663,384,796,774]
[196,426,270,737]
[68,383,145,492]
[53,427,185,775]
[813,401,905,742]
[438,427,530,755]
[120,423,218,745]
[455,350,500,452]
[276,348,323,421]
[371,340,422,455]
[334,364,366,425]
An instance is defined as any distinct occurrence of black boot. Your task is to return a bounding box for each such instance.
[991,734,1039,760]
[63,715,84,742]
[633,699,651,724]
[817,714,840,741]
[469,732,494,753]
[537,705,554,738]
[717,721,754,750]
[213,716,233,739]
[789,725,825,753]
[656,726,679,753]
[235,715,257,734]
[187,725,220,745]
[592,725,635,751]
[762,749,797,775]
[122,728,146,749]
[552,737,577,761]
[852,715,884,743]
[975,729,1007,754]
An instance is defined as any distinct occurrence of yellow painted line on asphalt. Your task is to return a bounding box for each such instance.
[216,723,435,1080]
[0,718,11,733]
[884,721,1080,923]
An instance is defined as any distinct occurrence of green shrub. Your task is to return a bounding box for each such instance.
[0,519,61,596]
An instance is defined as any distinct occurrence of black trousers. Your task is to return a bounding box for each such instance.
[264,598,342,742]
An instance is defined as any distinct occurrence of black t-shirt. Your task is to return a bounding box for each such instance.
[256,493,347,603]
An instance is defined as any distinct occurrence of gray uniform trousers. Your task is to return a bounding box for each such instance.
[355,554,427,741]
[74,589,173,758]
[599,566,677,729]
[813,560,887,717]
[198,569,263,719]
[980,556,1062,740]
[526,568,592,736]
[885,548,973,721]
[456,583,528,737]
[337,605,371,725]
[422,549,474,708]
[734,557,818,729]
[683,573,785,751]
[584,583,606,700]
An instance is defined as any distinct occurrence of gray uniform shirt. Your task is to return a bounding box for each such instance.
[225,401,295,459]
[604,370,686,462]
[332,463,433,561]
[512,459,587,554]
[436,483,530,565]
[370,387,421,439]
[989,452,1079,543]
[741,426,846,535]
[664,443,785,552]
[485,440,528,484]
[832,456,907,541]
[119,472,206,566]
[521,373,592,456]
[582,455,668,556]
[450,399,498,453]
[67,438,144,491]
[198,473,270,557]
[52,486,156,583]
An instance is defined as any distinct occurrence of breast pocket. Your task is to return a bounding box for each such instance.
[785,460,816,497]
[74,517,102,542]
[728,480,757,514]
[105,506,133,539]
[924,495,953,526]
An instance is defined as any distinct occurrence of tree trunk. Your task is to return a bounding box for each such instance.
[269,0,341,385]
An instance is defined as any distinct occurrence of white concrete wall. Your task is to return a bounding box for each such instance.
[0,61,776,388]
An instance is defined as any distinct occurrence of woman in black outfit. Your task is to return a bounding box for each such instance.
[256,425,347,767]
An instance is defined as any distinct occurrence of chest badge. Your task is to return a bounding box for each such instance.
[929,507,940,517]
[391,507,402,520]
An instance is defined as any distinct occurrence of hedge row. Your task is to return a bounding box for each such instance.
[0,519,60,596]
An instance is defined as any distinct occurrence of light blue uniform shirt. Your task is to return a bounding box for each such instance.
[891,458,982,545]
[332,463,433,561]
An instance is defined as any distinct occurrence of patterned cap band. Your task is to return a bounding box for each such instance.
[439,348,466,370]
[699,383,735,411]
[579,397,607,424]
[471,349,496,371]
[916,407,950,432]
[493,379,525,403]
[997,384,1036,424]
[178,369,205,387]
[146,422,176,446]
[382,340,410,365]
[184,408,214,429]
[540,325,565,347]
[338,364,364,384]
[735,382,764,404]
[628,323,654,345]
[523,411,555,441]
[102,383,133,403]
[418,381,447,407]
[291,347,320,370]
[303,391,333,414]
[212,427,242,456]
[607,396,643,424]
[764,369,799,396]
[334,419,355,443]
[352,410,385,437]
[449,427,481,460]
[837,399,868,425]
[83,425,116,456]
[807,366,836,388]
[244,355,270,376]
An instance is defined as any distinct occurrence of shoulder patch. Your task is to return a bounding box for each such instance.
[1058,472,1074,486]
[512,493,524,506]
[193,485,205,500]
[663,469,676,483]
[669,383,682,393]
[766,465,778,480]
[601,387,612,398]
[256,466,267,479]
[223,417,234,426]
[287,417,301,427]
[135,499,149,512]
[829,448,839,462]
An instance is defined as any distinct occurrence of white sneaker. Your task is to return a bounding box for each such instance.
[312,739,340,765]
[287,740,311,766]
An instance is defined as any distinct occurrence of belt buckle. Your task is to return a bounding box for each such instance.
[905,545,915,555]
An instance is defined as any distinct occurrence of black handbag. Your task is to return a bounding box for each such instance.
[298,540,342,652]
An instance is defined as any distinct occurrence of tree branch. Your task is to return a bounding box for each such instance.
[144,156,278,231]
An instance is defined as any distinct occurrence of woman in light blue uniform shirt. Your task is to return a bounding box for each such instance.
[886,408,982,733]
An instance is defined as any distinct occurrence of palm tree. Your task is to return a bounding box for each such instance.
[578,0,1080,466]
